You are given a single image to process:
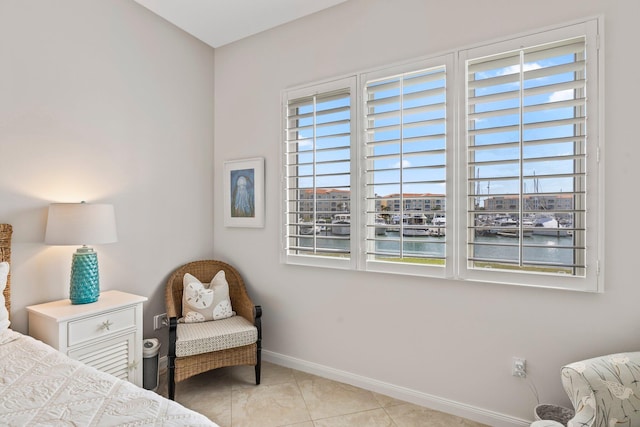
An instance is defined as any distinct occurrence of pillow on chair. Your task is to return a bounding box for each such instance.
[180,271,235,323]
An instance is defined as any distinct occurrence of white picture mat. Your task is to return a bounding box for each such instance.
[223,157,265,228]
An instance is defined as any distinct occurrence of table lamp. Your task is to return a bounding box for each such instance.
[45,202,117,304]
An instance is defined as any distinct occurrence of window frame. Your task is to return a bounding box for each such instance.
[359,54,455,279]
[456,19,603,292]
[281,76,359,271]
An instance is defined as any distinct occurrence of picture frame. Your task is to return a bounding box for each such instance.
[223,157,265,228]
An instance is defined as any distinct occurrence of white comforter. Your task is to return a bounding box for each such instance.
[0,330,218,426]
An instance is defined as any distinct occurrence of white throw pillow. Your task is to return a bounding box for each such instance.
[180,271,235,323]
[0,262,10,331]
[209,270,235,320]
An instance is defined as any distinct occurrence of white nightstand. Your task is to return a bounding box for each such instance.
[27,290,148,387]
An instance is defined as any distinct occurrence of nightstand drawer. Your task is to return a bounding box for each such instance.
[68,306,136,347]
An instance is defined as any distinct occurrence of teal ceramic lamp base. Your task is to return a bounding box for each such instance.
[70,246,100,304]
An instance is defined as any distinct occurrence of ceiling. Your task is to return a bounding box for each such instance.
[133,0,348,48]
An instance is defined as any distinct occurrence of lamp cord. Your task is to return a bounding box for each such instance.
[527,376,540,405]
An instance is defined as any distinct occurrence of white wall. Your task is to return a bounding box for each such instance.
[0,0,215,348]
[213,0,640,424]
[1,0,637,424]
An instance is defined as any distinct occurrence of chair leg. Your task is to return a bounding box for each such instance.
[168,356,176,400]
[254,305,262,385]
[168,317,177,400]
[255,331,262,385]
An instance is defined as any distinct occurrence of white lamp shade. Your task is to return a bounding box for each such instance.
[45,203,118,245]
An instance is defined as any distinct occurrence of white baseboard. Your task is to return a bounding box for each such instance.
[263,350,531,427]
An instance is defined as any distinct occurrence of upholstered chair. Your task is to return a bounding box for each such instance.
[165,260,262,400]
[561,352,640,427]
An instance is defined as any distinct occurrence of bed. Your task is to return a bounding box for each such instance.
[0,224,219,426]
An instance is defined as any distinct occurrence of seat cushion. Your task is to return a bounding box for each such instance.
[175,315,257,357]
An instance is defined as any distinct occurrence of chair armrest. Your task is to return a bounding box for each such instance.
[254,305,262,340]
[562,352,640,427]
[232,291,256,323]
[561,364,595,427]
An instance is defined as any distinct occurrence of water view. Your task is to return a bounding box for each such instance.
[299,232,575,266]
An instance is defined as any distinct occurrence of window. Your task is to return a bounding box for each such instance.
[458,20,601,291]
[282,19,602,291]
[283,78,357,269]
[362,55,454,278]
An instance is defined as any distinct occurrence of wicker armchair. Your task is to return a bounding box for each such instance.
[165,260,262,400]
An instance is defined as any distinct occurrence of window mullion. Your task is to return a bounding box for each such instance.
[518,50,525,266]
[399,76,405,258]
[312,96,318,253]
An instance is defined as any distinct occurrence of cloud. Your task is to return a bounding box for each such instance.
[297,138,313,148]
[502,62,542,75]
[393,159,412,169]
[477,62,542,79]
[548,90,573,103]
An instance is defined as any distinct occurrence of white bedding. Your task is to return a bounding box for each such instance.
[0,330,218,426]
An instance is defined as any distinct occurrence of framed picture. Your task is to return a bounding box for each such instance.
[223,157,265,228]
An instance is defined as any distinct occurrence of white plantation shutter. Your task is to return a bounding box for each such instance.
[362,55,453,276]
[460,20,601,291]
[283,78,356,267]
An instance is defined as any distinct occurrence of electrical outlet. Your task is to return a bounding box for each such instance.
[512,357,526,378]
[154,313,168,330]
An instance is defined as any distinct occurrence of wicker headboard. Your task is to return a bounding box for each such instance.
[0,224,12,315]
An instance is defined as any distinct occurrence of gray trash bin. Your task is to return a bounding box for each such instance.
[142,338,161,391]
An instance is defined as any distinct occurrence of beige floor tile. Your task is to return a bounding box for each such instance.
[291,369,319,384]
[385,403,489,427]
[313,408,397,427]
[229,361,296,389]
[231,382,311,427]
[373,392,407,408]
[297,375,381,420]
[170,371,233,427]
[155,364,488,427]
[281,422,314,427]
[180,388,232,427]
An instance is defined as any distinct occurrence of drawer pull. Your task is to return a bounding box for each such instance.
[101,320,113,331]
[129,360,139,371]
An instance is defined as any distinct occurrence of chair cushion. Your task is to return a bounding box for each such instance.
[180,271,235,323]
[175,315,257,357]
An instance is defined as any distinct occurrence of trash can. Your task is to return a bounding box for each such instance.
[142,338,161,391]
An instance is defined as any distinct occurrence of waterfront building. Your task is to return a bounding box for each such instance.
[299,188,351,221]
[483,194,573,212]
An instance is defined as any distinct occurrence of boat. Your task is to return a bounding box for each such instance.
[402,212,429,236]
[331,214,350,235]
[375,215,387,235]
[490,218,532,238]
[317,218,329,233]
[531,216,570,237]
[299,220,320,235]
[428,215,446,236]
[432,215,446,226]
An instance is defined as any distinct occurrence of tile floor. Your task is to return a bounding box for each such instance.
[156,362,488,427]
